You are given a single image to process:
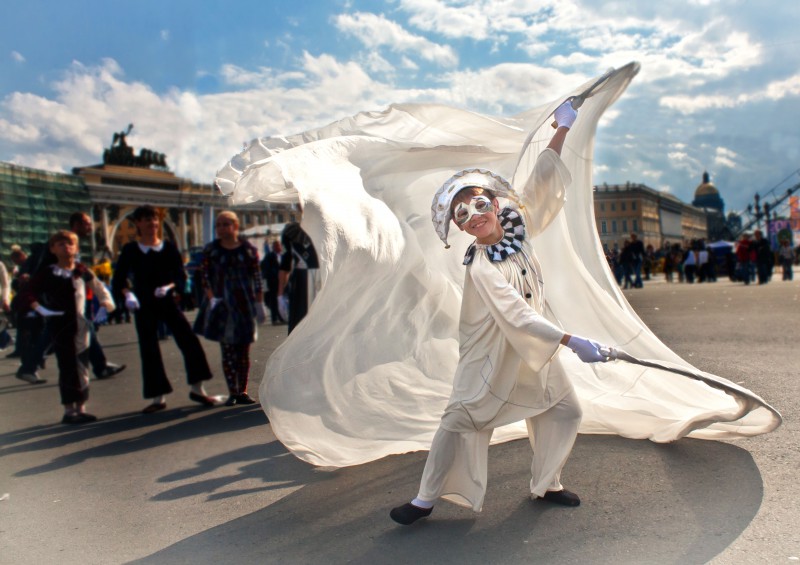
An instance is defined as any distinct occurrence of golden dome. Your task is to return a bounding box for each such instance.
[695,171,719,198]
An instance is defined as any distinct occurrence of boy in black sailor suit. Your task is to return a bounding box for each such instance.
[23,230,115,424]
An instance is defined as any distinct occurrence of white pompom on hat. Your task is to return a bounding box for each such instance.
[430,168,520,247]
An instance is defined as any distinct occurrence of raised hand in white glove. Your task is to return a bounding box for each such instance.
[209,297,222,310]
[278,295,289,323]
[566,335,610,363]
[125,292,140,311]
[35,305,64,317]
[554,99,578,129]
[154,284,173,298]
[255,303,267,325]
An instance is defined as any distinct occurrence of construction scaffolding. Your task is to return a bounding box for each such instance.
[0,162,91,260]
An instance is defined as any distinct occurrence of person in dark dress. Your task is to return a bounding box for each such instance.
[277,222,319,334]
[111,206,216,413]
[196,211,266,406]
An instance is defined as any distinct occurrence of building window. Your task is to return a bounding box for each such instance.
[612,220,617,233]
[611,203,616,211]
[621,202,626,211]
[622,220,628,233]
[632,201,637,211]
[632,219,638,232]
[600,203,605,212]
[601,220,607,234]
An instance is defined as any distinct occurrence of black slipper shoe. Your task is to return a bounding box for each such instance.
[61,412,97,424]
[236,393,257,405]
[390,503,433,525]
[142,402,167,414]
[536,489,581,507]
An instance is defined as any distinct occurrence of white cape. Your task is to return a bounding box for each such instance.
[216,62,781,467]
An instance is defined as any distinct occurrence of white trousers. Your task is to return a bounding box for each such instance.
[417,388,582,510]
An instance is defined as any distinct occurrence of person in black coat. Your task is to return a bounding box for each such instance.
[259,240,285,325]
[112,206,216,413]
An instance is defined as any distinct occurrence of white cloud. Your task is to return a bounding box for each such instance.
[11,51,25,63]
[363,52,395,74]
[549,52,596,67]
[660,72,800,113]
[160,29,170,41]
[400,56,419,71]
[434,63,587,113]
[335,12,458,67]
[714,146,738,169]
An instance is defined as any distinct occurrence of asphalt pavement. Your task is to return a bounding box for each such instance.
[0,276,797,565]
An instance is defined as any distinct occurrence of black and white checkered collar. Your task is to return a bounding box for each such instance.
[463,207,525,265]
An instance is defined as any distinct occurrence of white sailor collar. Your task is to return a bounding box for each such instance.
[138,241,165,254]
[51,265,74,278]
[463,207,526,265]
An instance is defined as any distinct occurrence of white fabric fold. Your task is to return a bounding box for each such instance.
[215,62,781,467]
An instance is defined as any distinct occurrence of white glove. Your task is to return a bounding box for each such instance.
[255,302,267,325]
[566,335,609,363]
[154,284,173,298]
[35,305,64,317]
[209,297,222,310]
[93,306,108,324]
[278,295,289,323]
[554,99,578,129]
[125,292,140,311]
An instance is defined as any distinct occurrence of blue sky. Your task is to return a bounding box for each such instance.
[2,0,799,216]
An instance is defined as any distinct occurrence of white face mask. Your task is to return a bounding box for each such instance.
[453,195,495,226]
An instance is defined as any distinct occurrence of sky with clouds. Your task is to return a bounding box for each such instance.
[2,0,799,216]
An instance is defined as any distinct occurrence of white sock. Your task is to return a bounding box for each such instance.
[190,384,207,396]
[152,395,166,405]
[411,497,434,509]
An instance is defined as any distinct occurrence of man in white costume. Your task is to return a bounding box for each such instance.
[390,101,613,525]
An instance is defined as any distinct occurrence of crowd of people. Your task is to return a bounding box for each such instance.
[0,206,318,424]
[604,230,797,287]
[3,208,796,425]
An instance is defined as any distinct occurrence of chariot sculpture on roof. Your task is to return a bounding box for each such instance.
[103,124,168,169]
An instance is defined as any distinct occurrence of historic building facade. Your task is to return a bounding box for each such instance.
[72,161,292,259]
[593,181,708,251]
[1,130,295,264]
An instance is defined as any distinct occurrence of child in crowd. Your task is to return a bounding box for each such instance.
[23,230,115,424]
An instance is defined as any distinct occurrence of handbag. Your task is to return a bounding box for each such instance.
[192,298,227,341]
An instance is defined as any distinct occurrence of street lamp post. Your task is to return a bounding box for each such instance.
[754,193,762,232]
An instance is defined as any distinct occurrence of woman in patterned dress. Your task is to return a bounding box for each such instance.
[197,211,267,406]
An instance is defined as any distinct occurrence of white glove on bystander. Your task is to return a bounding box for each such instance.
[35,305,64,317]
[278,295,289,323]
[125,292,140,311]
[255,303,267,325]
[93,306,108,324]
[566,335,609,363]
[554,99,578,129]
[209,297,222,310]
[154,284,173,298]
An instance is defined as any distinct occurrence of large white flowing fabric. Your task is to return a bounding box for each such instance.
[216,62,781,467]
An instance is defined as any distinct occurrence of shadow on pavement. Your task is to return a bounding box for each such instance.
[131,435,762,565]
[3,405,267,475]
[152,443,330,502]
